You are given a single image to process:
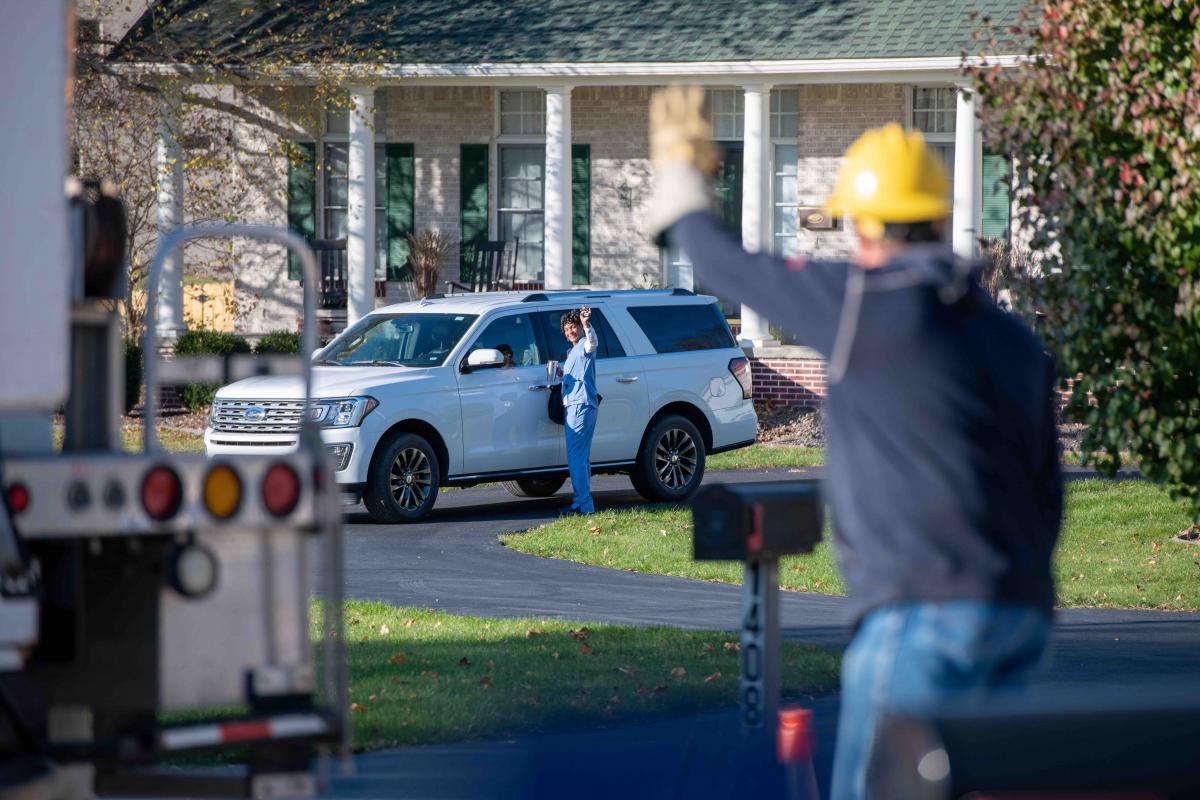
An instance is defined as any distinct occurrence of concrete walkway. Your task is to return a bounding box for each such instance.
[322,467,1199,799]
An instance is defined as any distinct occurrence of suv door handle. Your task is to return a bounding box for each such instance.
[616,375,639,383]
[529,384,553,391]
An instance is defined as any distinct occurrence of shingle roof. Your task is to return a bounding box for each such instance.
[112,0,1027,65]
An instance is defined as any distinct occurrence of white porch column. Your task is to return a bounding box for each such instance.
[155,93,186,340]
[543,85,573,290]
[739,84,773,345]
[952,84,982,260]
[347,87,376,325]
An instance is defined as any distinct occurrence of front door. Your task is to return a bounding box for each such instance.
[456,312,561,475]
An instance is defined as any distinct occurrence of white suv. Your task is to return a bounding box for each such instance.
[205,289,756,522]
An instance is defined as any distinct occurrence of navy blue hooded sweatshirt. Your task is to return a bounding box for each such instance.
[671,212,1063,624]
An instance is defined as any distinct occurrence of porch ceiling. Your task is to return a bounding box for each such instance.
[112,0,1028,68]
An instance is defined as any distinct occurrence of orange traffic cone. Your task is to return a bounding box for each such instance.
[778,706,820,799]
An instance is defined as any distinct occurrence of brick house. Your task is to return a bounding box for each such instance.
[112,0,1023,409]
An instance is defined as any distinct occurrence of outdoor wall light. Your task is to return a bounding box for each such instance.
[617,183,634,209]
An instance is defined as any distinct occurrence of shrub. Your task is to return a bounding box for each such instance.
[970,0,1200,528]
[173,329,251,410]
[254,330,301,355]
[124,338,142,415]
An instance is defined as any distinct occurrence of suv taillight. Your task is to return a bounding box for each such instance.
[729,357,753,400]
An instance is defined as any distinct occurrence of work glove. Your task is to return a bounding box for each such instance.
[647,86,720,245]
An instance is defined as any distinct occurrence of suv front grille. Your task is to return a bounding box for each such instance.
[211,399,305,434]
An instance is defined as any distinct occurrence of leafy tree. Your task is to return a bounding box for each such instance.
[72,0,395,337]
[968,0,1200,531]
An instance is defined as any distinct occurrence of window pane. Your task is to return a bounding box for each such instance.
[326,110,348,135]
[627,304,736,353]
[472,314,542,366]
[324,144,348,205]
[777,115,798,138]
[323,313,478,367]
[375,145,386,208]
[776,144,798,174]
[376,210,387,278]
[324,209,347,240]
[777,174,798,205]
[500,114,521,135]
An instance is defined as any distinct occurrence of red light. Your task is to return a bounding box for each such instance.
[142,466,183,521]
[6,483,30,514]
[262,463,300,517]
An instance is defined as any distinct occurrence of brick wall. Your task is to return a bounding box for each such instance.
[219,81,910,335]
[749,353,827,408]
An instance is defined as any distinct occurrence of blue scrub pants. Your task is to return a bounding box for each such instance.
[565,403,598,513]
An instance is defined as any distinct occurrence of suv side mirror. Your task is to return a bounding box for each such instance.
[463,348,505,372]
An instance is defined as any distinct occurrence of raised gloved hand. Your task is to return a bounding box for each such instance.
[646,86,719,245]
[650,85,720,174]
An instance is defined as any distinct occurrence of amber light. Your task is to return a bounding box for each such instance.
[142,466,183,521]
[6,483,31,514]
[203,464,242,520]
[262,463,300,517]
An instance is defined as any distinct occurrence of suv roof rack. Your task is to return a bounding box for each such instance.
[522,288,694,303]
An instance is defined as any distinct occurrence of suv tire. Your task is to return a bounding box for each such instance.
[631,414,706,502]
[502,476,567,498]
[364,432,440,523]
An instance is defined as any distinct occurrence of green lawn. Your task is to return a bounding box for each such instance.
[503,479,1200,612]
[51,425,205,454]
[708,444,824,470]
[333,601,839,750]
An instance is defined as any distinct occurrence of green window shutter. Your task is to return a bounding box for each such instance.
[459,144,489,279]
[571,144,590,285]
[385,143,415,281]
[981,151,1012,241]
[286,142,316,280]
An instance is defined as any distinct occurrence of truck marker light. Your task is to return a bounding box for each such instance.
[203,464,241,520]
[262,463,300,517]
[6,483,30,514]
[142,466,183,521]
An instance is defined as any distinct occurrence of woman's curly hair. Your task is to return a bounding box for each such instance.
[560,309,582,333]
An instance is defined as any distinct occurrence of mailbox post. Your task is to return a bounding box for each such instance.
[691,480,823,733]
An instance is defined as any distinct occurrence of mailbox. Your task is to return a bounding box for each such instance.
[691,480,822,562]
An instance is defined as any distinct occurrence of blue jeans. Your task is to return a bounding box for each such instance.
[830,601,1050,800]
[565,403,597,513]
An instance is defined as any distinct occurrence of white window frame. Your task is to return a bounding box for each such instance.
[911,85,956,182]
[705,88,744,141]
[494,89,548,280]
[318,107,388,279]
[498,89,547,137]
[769,88,801,258]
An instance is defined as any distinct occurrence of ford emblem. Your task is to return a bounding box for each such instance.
[243,406,266,421]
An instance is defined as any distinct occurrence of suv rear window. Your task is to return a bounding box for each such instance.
[626,304,737,353]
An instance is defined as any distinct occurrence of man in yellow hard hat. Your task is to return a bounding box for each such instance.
[648,86,1063,799]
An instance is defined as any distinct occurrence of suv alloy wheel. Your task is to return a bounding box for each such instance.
[631,414,706,502]
[364,432,440,523]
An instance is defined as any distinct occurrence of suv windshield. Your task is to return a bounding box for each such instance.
[318,313,478,367]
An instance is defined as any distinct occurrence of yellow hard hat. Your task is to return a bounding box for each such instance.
[826,124,951,240]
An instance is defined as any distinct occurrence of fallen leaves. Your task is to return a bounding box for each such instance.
[579,642,594,656]
[420,670,439,680]
[525,628,544,638]
[670,666,687,679]
[350,702,365,713]
[589,526,602,536]
[616,665,638,675]
[723,641,741,652]
[479,676,493,688]
[703,671,722,683]
[403,618,417,628]
[388,652,407,665]
[379,624,391,635]
[458,656,472,667]
[569,627,591,641]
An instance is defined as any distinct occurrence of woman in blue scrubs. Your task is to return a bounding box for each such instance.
[560,307,598,515]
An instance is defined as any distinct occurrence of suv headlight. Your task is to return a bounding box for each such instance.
[310,396,379,428]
